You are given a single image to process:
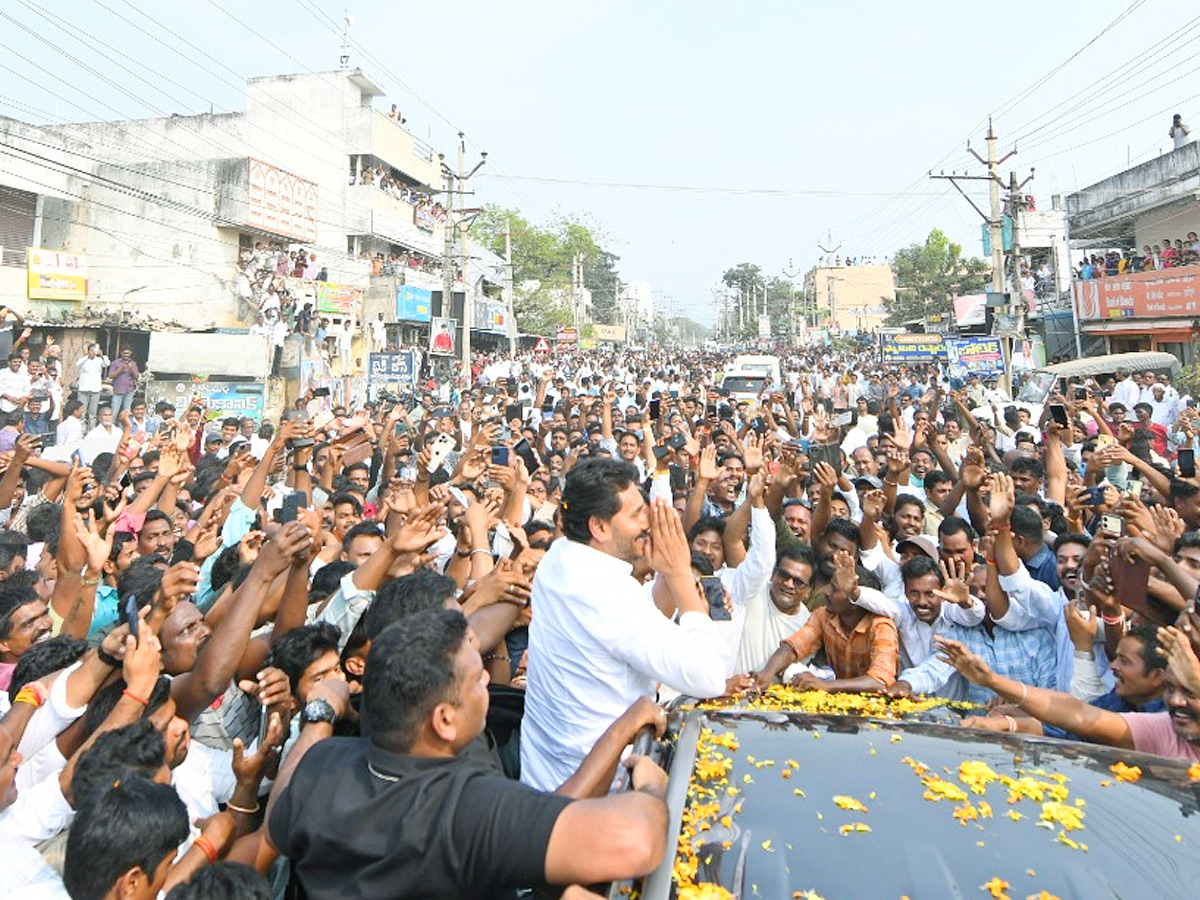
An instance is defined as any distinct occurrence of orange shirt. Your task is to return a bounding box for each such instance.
[783,607,899,687]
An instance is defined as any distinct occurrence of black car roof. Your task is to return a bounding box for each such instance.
[634,709,1200,900]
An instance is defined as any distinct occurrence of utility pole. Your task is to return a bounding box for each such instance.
[783,258,801,346]
[439,132,486,385]
[931,119,1021,392]
[503,219,516,354]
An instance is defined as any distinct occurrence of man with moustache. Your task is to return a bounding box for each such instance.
[521,459,727,792]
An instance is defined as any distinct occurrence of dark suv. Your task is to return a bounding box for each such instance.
[611,691,1200,900]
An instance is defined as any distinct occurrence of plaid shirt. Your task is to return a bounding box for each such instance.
[783,608,899,687]
[900,621,1057,704]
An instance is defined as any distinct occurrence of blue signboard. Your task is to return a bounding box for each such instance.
[368,352,416,384]
[879,332,947,363]
[397,285,432,322]
[946,336,1006,378]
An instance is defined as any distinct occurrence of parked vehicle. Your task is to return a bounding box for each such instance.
[721,355,782,401]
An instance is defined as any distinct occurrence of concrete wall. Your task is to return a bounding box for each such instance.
[1135,203,1200,251]
[1067,142,1200,239]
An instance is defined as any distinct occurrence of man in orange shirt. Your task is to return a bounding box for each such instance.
[753,549,899,693]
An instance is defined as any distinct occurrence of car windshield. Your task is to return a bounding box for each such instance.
[658,708,1200,900]
[721,376,766,394]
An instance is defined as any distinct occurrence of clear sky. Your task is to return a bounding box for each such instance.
[1,0,1193,325]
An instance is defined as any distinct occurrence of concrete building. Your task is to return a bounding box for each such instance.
[0,68,503,411]
[1066,142,1200,361]
[801,262,894,334]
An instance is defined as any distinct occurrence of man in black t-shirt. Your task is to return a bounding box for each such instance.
[265,609,669,899]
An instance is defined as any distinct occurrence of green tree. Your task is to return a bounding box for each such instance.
[584,249,621,325]
[473,206,617,335]
[886,228,990,325]
[722,263,766,336]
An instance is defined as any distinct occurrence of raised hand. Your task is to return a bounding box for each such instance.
[830,547,858,597]
[934,558,972,607]
[697,445,719,482]
[986,472,1015,527]
[391,502,449,554]
[646,499,690,578]
[933,636,994,687]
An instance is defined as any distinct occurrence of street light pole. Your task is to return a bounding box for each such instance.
[439,132,486,387]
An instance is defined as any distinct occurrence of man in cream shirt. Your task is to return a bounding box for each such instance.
[522,458,727,792]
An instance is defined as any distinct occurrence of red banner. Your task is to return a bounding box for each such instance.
[1074,268,1200,320]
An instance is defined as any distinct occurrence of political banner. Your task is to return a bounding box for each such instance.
[315,282,363,316]
[946,336,1006,378]
[368,352,416,384]
[879,332,946,363]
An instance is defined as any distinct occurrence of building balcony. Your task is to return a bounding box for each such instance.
[344,108,441,189]
[346,184,444,257]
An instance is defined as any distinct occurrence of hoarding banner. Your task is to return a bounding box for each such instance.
[556,326,578,345]
[368,352,416,384]
[315,282,363,316]
[946,336,1006,378]
[27,248,87,301]
[396,285,432,322]
[879,332,946,363]
[144,379,265,423]
[1073,268,1200,320]
[429,317,457,356]
[246,159,318,242]
[593,324,626,342]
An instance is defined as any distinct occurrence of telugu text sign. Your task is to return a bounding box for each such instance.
[368,352,416,384]
[946,336,1006,378]
[27,248,87,301]
[879,332,946,363]
[1073,268,1200,321]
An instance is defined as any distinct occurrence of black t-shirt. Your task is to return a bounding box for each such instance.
[269,736,572,900]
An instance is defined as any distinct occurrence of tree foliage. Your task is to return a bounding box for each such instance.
[886,228,990,325]
[472,206,619,336]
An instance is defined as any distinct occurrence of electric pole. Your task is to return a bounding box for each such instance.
[504,219,515,354]
[439,132,486,385]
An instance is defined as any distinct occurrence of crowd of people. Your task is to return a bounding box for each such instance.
[349,164,446,230]
[1,338,1200,899]
[235,242,329,320]
[1076,232,1200,278]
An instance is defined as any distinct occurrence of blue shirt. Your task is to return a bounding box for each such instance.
[1025,543,1061,592]
[86,585,120,641]
[1043,690,1165,741]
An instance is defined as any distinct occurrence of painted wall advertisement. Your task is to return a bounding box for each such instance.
[1073,267,1200,320]
[879,332,946,363]
[246,159,318,243]
[27,248,87,301]
[946,336,1006,378]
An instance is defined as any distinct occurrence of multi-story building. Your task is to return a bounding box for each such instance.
[802,262,895,335]
[0,68,503,412]
[1066,142,1200,361]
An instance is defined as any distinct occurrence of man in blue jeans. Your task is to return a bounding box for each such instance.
[108,347,140,416]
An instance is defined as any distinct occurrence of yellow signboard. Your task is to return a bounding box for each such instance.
[27,248,87,301]
[593,323,626,342]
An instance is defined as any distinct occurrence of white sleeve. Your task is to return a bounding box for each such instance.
[17,661,88,760]
[943,597,985,627]
[996,566,1062,631]
[0,773,73,845]
[860,543,904,601]
[898,655,956,696]
[648,471,672,506]
[728,507,776,608]
[852,585,904,620]
[609,603,728,699]
[1069,649,1108,702]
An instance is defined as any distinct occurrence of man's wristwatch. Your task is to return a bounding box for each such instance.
[300,698,338,726]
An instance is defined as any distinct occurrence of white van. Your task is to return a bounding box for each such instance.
[720,354,782,401]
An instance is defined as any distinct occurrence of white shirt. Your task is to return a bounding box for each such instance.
[75,355,108,393]
[714,506,776,676]
[55,416,83,445]
[0,367,30,413]
[1110,377,1140,411]
[521,539,727,792]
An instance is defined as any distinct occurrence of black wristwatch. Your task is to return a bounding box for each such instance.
[300,698,337,725]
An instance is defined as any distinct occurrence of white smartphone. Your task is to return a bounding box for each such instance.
[425,434,456,473]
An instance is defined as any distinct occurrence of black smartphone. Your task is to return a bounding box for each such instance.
[667,432,688,451]
[491,445,510,466]
[1074,386,1088,401]
[280,491,307,524]
[513,437,539,473]
[1083,486,1105,506]
[751,417,766,434]
[701,576,730,621]
[505,404,523,424]
[311,387,331,398]
[649,398,661,421]
[706,403,718,418]
[1049,403,1069,427]
[1180,448,1196,478]
[652,444,670,462]
[124,594,140,639]
[809,442,841,471]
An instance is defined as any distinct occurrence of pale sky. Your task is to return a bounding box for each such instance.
[2,0,1193,325]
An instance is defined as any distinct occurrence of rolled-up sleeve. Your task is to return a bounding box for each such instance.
[866,617,900,687]
[783,615,822,664]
